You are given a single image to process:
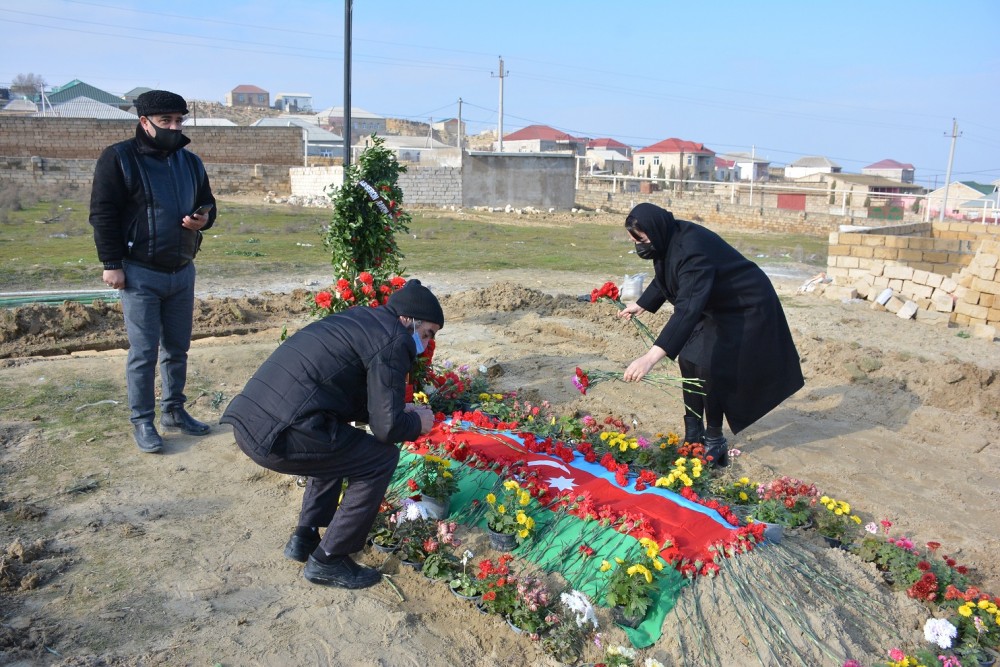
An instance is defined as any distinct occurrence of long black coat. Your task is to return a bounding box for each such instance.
[221,304,422,461]
[631,204,803,434]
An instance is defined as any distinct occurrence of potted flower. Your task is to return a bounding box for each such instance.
[449,549,484,601]
[752,476,818,530]
[407,452,458,519]
[945,587,1000,665]
[484,479,536,550]
[541,590,599,664]
[814,495,862,547]
[601,537,664,628]
[478,555,518,617]
[506,575,552,637]
[747,499,796,543]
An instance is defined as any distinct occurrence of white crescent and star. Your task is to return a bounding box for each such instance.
[526,459,577,492]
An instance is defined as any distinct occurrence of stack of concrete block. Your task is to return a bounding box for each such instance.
[819,239,1000,340]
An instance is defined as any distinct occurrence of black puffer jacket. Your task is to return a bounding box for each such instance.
[220,305,422,460]
[89,125,215,271]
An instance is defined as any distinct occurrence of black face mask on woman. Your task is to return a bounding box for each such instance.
[634,242,656,260]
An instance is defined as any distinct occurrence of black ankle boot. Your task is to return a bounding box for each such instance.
[682,415,705,445]
[704,434,729,467]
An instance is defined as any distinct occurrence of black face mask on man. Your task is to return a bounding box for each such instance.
[634,242,656,260]
[147,123,185,152]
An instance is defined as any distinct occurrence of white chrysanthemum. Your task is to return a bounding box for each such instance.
[644,659,665,667]
[560,590,598,629]
[399,498,426,522]
[923,617,957,649]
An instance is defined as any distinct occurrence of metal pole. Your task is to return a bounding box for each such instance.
[457,98,463,150]
[749,144,755,206]
[493,56,508,152]
[343,0,353,168]
[939,118,959,222]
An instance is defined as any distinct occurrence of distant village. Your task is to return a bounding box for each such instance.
[3,78,998,222]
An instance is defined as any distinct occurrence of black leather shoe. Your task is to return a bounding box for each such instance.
[284,533,321,563]
[704,435,730,467]
[303,555,382,589]
[683,414,705,445]
[133,422,163,453]
[161,408,210,436]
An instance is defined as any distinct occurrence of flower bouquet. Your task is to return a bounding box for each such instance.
[753,476,819,528]
[589,280,656,345]
[484,480,536,544]
[653,456,710,496]
[572,366,702,397]
[815,495,862,544]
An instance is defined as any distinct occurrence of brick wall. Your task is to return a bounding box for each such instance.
[0,117,303,165]
[0,156,290,195]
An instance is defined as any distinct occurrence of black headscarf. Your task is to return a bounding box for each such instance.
[626,203,676,261]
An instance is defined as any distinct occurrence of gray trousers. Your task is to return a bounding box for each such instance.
[235,424,400,557]
[120,261,196,424]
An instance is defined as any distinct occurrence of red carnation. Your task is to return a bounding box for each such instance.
[314,291,332,309]
[358,271,374,284]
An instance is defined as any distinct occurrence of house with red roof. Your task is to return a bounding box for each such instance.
[497,124,587,155]
[584,137,632,173]
[226,84,270,108]
[633,138,715,182]
[862,159,915,184]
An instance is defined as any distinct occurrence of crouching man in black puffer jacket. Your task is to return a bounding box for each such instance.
[221,279,442,589]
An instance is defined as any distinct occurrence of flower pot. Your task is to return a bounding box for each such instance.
[488,528,518,552]
[370,540,399,554]
[399,557,423,571]
[821,535,843,549]
[420,494,450,520]
[611,605,644,629]
[761,521,784,544]
[506,616,527,635]
[449,583,482,603]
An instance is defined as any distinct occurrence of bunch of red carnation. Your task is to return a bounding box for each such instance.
[589,281,620,303]
[312,272,407,316]
[757,475,820,510]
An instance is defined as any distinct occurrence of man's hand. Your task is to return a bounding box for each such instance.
[181,212,209,231]
[413,406,435,434]
[102,268,125,290]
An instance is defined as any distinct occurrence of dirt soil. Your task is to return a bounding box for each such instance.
[1,267,998,666]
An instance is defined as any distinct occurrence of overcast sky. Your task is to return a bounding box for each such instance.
[2,0,998,188]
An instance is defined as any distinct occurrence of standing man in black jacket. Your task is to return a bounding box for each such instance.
[221,279,442,590]
[618,203,803,466]
[89,89,216,454]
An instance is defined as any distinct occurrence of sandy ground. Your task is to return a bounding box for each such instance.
[1,267,999,666]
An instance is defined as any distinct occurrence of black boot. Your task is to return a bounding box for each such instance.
[704,426,729,467]
[682,414,705,445]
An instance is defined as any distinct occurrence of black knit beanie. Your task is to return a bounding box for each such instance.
[387,279,444,328]
[135,90,189,117]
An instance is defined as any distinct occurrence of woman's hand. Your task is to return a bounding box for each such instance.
[617,303,646,320]
[624,346,667,382]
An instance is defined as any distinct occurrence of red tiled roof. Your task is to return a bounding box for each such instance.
[715,157,735,168]
[588,137,629,150]
[232,84,268,94]
[636,137,714,155]
[504,124,581,142]
[864,158,914,170]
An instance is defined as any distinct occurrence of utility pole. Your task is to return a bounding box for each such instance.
[457,98,463,150]
[938,118,960,222]
[492,56,508,152]
[343,0,353,167]
[749,144,756,206]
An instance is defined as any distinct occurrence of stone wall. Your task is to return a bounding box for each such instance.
[288,165,461,206]
[463,153,575,209]
[0,156,290,195]
[0,117,303,165]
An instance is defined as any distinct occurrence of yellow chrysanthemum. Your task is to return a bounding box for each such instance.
[652,558,664,571]
[413,391,428,404]
[497,505,506,515]
[738,491,749,502]
[486,493,496,504]
[959,604,974,617]
[600,560,611,572]
[478,392,491,400]
[518,491,531,506]
[518,528,530,538]
[503,480,520,491]
[739,477,750,485]
[516,511,527,524]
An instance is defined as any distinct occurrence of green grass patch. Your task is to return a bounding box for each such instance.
[0,198,827,291]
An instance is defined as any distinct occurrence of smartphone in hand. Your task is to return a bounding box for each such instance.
[191,203,213,217]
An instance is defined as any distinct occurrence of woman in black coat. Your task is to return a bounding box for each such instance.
[618,203,803,466]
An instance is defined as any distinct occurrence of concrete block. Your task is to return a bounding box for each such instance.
[954,313,971,325]
[823,285,858,301]
[955,300,989,320]
[910,283,934,300]
[961,289,982,305]
[915,308,949,325]
[972,277,1000,296]
[916,298,934,310]
[931,290,955,313]
[925,272,944,289]
[889,279,903,291]
[853,282,871,300]
[869,301,887,312]
[897,300,919,319]
[977,266,997,282]
[959,274,975,288]
[977,252,998,269]
[885,296,904,313]
[911,269,930,285]
[869,261,886,277]
[940,277,958,293]
[873,276,890,289]
[981,293,995,309]
[884,265,915,280]
[972,323,998,341]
